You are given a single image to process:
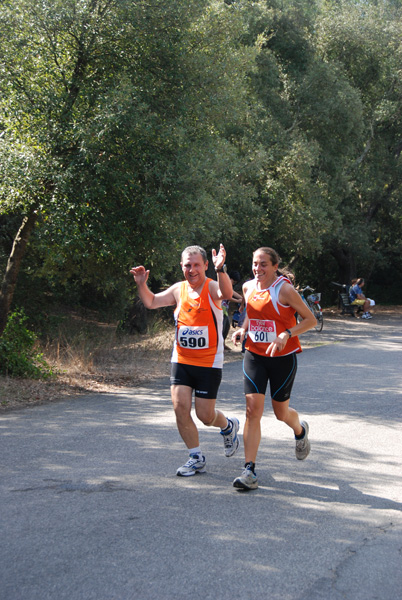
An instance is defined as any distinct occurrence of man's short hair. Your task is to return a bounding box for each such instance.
[181,245,207,263]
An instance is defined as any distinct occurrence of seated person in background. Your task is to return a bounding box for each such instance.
[349,278,373,319]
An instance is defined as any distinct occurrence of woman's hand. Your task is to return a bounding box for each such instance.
[232,327,246,346]
[266,332,289,357]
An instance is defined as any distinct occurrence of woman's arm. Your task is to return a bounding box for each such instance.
[265,283,316,356]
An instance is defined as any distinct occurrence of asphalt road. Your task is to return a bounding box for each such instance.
[1,313,402,600]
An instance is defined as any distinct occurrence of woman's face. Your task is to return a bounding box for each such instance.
[252,251,278,284]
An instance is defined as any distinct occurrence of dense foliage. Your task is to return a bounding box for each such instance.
[1,0,401,339]
[0,309,54,378]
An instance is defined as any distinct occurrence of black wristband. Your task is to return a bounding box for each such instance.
[215,264,227,274]
[285,328,292,338]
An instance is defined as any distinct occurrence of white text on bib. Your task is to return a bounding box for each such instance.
[249,319,277,343]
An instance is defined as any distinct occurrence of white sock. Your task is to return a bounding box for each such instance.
[221,418,232,433]
[189,446,202,457]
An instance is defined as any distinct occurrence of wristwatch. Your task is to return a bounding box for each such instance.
[215,264,227,274]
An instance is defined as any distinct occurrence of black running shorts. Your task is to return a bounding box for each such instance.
[170,362,222,399]
[243,350,297,402]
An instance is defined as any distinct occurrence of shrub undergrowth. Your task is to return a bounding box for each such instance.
[0,309,55,379]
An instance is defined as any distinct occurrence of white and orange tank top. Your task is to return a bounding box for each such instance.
[245,276,301,357]
[171,278,224,368]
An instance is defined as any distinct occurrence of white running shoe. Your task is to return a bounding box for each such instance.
[295,420,311,460]
[176,454,206,477]
[221,417,240,457]
[233,467,258,490]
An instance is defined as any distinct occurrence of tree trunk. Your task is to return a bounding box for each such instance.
[118,296,148,334]
[331,247,356,284]
[0,208,38,336]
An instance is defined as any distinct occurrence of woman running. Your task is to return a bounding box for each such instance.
[232,247,316,490]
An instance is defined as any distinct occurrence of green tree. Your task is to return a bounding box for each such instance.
[228,0,402,298]
[0,0,259,333]
[225,0,364,277]
[315,0,402,285]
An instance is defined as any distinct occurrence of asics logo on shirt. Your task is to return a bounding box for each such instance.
[182,328,204,335]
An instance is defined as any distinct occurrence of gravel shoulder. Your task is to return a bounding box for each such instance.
[1,305,400,413]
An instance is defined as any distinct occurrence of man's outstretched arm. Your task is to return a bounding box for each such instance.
[130,266,178,309]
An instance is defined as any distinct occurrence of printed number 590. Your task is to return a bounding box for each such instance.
[179,337,206,348]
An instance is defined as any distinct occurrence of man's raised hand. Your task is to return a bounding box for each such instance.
[130,265,150,285]
[212,243,226,270]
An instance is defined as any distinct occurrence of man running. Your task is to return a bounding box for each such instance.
[130,244,240,477]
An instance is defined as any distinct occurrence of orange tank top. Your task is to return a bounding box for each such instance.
[171,278,224,368]
[245,276,301,357]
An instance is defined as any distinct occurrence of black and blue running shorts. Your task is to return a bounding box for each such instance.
[170,362,222,399]
[243,350,297,402]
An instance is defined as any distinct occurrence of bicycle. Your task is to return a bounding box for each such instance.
[297,285,323,332]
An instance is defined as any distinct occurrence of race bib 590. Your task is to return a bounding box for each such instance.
[178,326,209,349]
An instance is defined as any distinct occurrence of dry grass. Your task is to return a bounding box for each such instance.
[0,308,243,412]
[0,310,172,412]
[2,304,399,413]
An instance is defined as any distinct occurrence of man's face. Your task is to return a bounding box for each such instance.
[181,252,208,287]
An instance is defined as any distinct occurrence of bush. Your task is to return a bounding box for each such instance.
[0,309,55,379]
